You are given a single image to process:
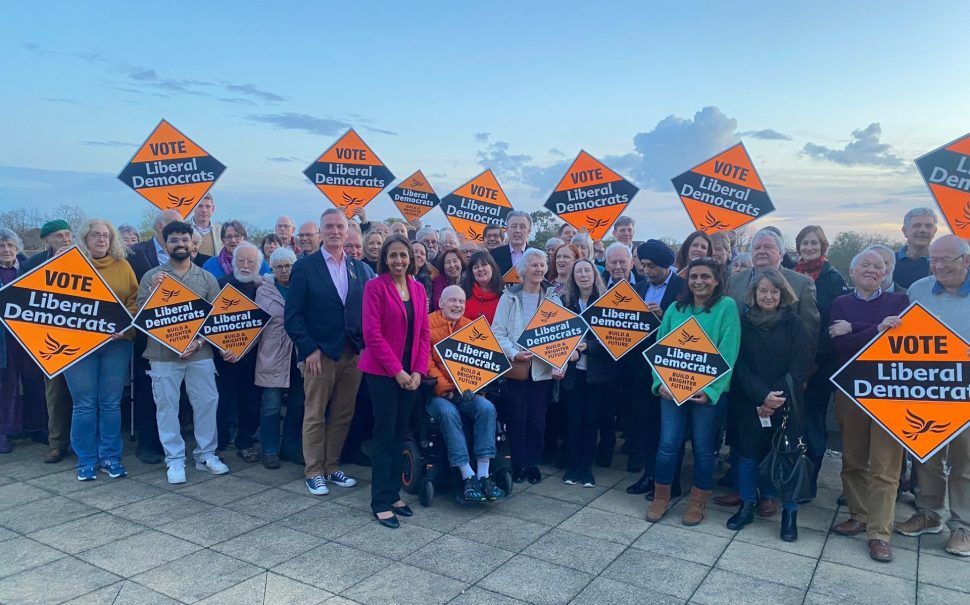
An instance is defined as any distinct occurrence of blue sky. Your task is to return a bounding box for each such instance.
[2,1,968,241]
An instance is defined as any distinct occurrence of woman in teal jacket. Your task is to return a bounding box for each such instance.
[645,257,740,527]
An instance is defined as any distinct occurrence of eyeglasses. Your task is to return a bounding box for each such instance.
[88,233,110,240]
[223,234,243,241]
[297,232,319,238]
[273,264,293,271]
[929,254,966,266]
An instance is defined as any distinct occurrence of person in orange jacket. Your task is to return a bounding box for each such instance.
[427,285,506,504]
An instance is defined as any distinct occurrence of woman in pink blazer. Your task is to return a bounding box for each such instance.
[359,235,430,528]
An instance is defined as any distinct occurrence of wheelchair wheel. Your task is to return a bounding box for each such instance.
[498,468,513,497]
[401,439,422,495]
[419,479,434,507]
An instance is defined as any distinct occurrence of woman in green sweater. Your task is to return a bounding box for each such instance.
[64,219,139,481]
[646,257,740,526]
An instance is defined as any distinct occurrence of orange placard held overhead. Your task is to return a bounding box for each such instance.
[581,280,659,361]
[0,247,133,378]
[303,129,395,218]
[915,133,970,238]
[830,303,970,462]
[198,284,270,358]
[434,316,512,394]
[644,316,732,405]
[670,142,774,234]
[439,169,514,243]
[118,120,226,219]
[132,274,211,356]
[387,170,440,222]
[544,151,639,241]
[515,299,589,371]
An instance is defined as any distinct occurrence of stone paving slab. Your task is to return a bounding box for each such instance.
[0,439,965,604]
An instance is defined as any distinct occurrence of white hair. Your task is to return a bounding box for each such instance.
[232,242,264,282]
[515,247,548,276]
[269,246,297,267]
[439,284,466,305]
[605,241,632,260]
[751,228,785,254]
[849,249,885,272]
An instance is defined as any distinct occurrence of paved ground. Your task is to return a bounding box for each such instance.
[0,439,966,605]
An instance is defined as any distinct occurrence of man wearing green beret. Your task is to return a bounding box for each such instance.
[19,219,75,463]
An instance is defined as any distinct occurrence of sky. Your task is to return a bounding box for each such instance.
[2,1,969,242]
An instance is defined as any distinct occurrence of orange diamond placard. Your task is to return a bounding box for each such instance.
[831,303,970,462]
[644,316,731,405]
[0,247,133,378]
[434,316,512,394]
[671,142,774,234]
[439,170,513,242]
[515,298,589,371]
[915,132,970,238]
[502,267,521,286]
[118,120,226,219]
[387,170,440,222]
[581,280,659,361]
[199,284,270,358]
[303,129,395,218]
[544,151,639,241]
[132,274,211,355]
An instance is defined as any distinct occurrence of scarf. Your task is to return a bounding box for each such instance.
[746,305,784,331]
[217,247,233,276]
[795,256,826,281]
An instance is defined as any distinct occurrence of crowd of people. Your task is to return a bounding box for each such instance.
[0,195,968,561]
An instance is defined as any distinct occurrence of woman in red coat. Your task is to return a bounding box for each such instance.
[461,251,503,323]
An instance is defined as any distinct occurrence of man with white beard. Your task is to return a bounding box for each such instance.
[214,243,265,462]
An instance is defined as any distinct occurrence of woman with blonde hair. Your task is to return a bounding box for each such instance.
[66,218,138,481]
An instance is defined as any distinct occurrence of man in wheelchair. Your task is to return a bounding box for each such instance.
[427,286,507,503]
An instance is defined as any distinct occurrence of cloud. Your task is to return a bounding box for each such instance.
[741,128,792,141]
[248,112,395,137]
[628,106,740,188]
[474,132,490,143]
[223,83,286,103]
[474,106,743,194]
[45,97,83,105]
[79,140,137,148]
[267,156,304,163]
[802,123,904,168]
[217,97,257,105]
[548,148,565,157]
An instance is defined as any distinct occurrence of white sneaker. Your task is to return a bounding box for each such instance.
[196,457,229,475]
[167,465,186,484]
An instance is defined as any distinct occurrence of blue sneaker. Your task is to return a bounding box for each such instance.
[101,461,128,478]
[305,475,329,495]
[77,466,97,481]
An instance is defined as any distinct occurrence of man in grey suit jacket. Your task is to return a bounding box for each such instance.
[725,229,820,351]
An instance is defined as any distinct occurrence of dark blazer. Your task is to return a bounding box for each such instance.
[193,252,212,268]
[126,239,161,282]
[627,271,687,377]
[18,248,55,276]
[284,249,369,362]
[489,244,523,276]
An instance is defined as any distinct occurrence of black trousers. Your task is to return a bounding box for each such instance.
[366,373,417,514]
[133,334,161,454]
[803,363,836,491]
[595,381,619,458]
[341,375,374,461]
[216,353,261,451]
[564,371,597,475]
[506,377,552,468]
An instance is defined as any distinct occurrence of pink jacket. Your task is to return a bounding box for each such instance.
[254,275,293,388]
[358,273,431,377]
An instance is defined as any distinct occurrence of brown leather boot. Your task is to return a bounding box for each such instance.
[682,487,711,526]
[645,483,672,522]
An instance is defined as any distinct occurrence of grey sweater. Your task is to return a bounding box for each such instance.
[137,262,221,362]
[906,275,970,340]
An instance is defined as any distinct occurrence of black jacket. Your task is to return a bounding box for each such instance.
[126,239,161,282]
[729,307,813,458]
[811,262,848,362]
[626,271,687,379]
[562,297,619,387]
[284,250,368,362]
[18,248,55,276]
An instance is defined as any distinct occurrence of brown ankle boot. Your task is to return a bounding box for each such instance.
[682,487,711,526]
[646,483,672,522]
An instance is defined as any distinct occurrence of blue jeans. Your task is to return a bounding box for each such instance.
[655,396,722,490]
[427,395,497,467]
[736,456,798,512]
[260,380,305,456]
[64,340,131,469]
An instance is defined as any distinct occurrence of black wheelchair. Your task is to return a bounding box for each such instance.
[401,379,514,507]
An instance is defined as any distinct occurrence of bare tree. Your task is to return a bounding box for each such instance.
[0,207,44,237]
[47,204,87,234]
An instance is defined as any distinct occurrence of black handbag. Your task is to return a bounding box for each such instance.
[758,374,815,505]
